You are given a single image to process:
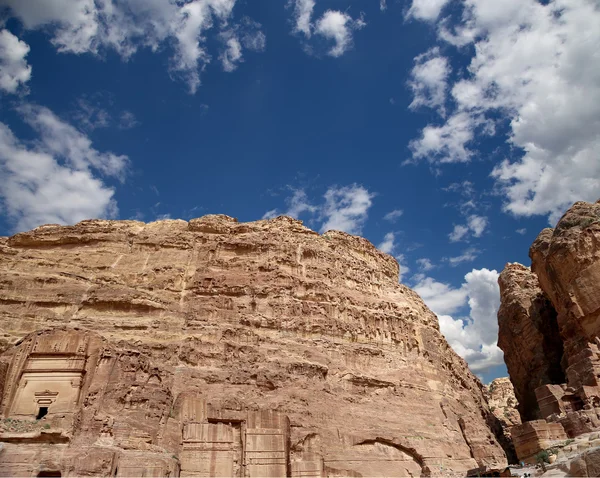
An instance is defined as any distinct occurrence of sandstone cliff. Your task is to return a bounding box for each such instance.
[485,378,521,433]
[0,215,507,476]
[497,263,564,421]
[484,378,521,464]
[497,200,600,462]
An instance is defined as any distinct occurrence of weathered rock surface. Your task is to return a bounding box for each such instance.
[0,216,507,476]
[530,201,600,392]
[485,377,521,464]
[498,200,600,463]
[497,264,565,421]
[486,378,521,435]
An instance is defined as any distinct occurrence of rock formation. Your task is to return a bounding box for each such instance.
[485,378,521,436]
[497,264,565,421]
[497,199,600,462]
[0,215,507,476]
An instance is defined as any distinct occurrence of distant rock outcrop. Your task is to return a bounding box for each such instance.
[497,199,600,462]
[0,216,507,476]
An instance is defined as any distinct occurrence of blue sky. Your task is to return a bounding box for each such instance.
[1,0,599,383]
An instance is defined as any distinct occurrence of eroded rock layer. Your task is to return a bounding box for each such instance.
[0,216,507,476]
[498,200,600,462]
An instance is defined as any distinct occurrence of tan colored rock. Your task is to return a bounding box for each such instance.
[0,216,508,476]
[497,264,565,421]
[486,378,521,432]
[511,420,568,463]
[498,200,600,462]
[529,201,600,394]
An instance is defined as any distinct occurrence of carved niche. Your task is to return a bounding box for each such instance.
[178,396,290,477]
[1,331,90,420]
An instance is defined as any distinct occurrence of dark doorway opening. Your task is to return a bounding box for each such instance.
[36,406,48,419]
[37,471,61,477]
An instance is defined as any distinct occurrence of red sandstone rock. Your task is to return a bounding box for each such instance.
[0,216,508,476]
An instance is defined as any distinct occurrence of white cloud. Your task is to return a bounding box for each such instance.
[446,247,480,266]
[408,0,600,223]
[413,276,468,316]
[377,232,396,254]
[220,33,243,72]
[380,0,387,12]
[407,0,451,21]
[416,258,434,271]
[516,228,527,235]
[467,214,487,237]
[2,0,265,93]
[0,104,126,232]
[395,253,410,283]
[261,209,279,220]
[261,188,317,220]
[448,224,469,242]
[408,111,492,164]
[376,232,410,282]
[0,29,32,94]
[314,10,366,57]
[119,111,138,130]
[285,188,317,218]
[448,214,488,242]
[408,47,450,116]
[291,0,316,37]
[18,104,128,179]
[383,209,403,222]
[416,268,503,373]
[321,184,373,234]
[263,184,374,235]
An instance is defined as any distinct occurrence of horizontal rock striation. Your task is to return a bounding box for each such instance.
[0,215,507,476]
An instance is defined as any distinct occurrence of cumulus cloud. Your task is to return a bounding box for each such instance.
[449,214,488,242]
[413,276,468,316]
[0,104,127,231]
[321,184,373,234]
[407,0,451,21]
[219,33,243,72]
[383,209,403,222]
[314,10,366,57]
[261,184,374,235]
[415,268,503,373]
[408,47,450,116]
[448,224,469,242]
[289,2,365,57]
[291,0,316,37]
[2,0,265,93]
[0,29,32,94]
[408,0,600,223]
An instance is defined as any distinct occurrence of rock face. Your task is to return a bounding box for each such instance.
[0,216,507,477]
[497,264,565,421]
[497,200,600,462]
[485,378,521,464]
[486,378,521,433]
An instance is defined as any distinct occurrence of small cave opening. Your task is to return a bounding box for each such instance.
[36,471,62,477]
[36,406,49,420]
